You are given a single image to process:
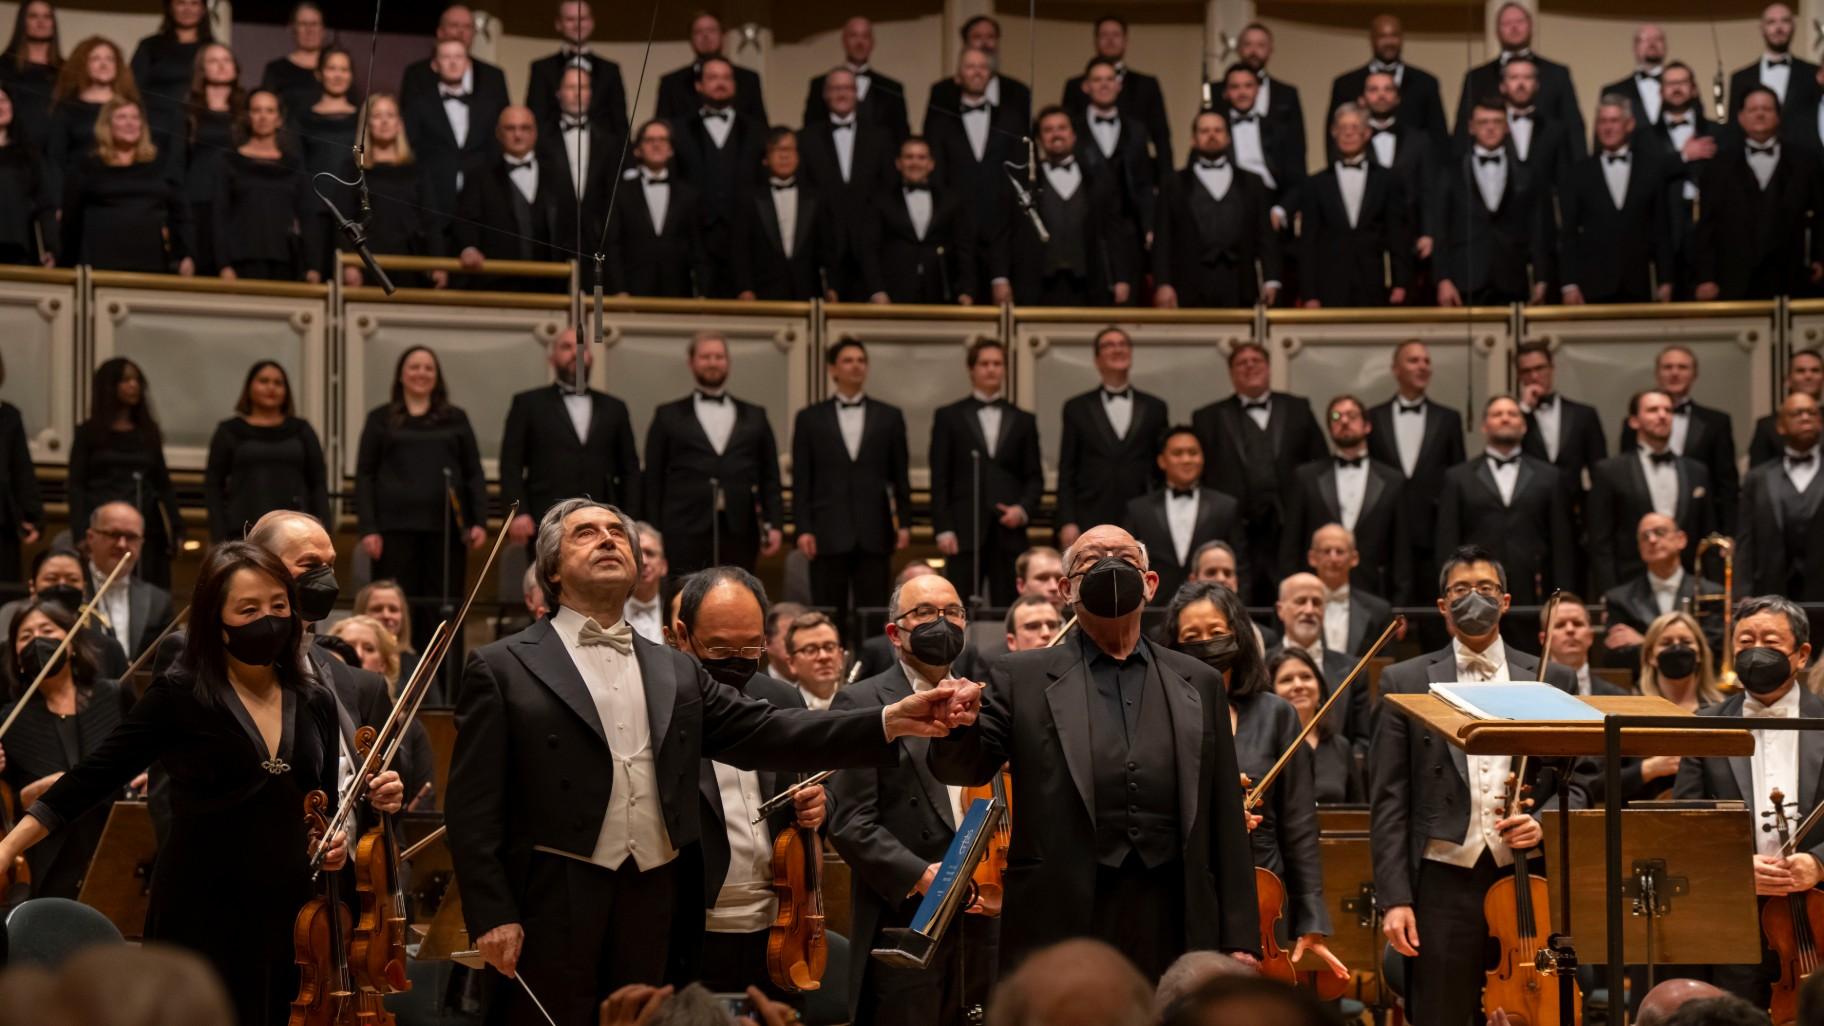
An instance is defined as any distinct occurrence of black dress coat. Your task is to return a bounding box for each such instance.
[1617,400,1739,535]
[1454,52,1585,156]
[400,61,510,217]
[1062,65,1173,171]
[730,182,840,300]
[1328,62,1449,153]
[1124,486,1243,604]
[790,397,911,558]
[1430,151,1554,301]
[1557,148,1676,303]
[641,395,785,572]
[1152,165,1279,308]
[604,174,710,298]
[927,397,1043,554]
[525,50,629,140]
[1056,386,1169,532]
[1521,395,1608,498]
[857,184,977,303]
[499,384,642,523]
[1281,457,1411,604]
[1692,144,1824,300]
[804,69,910,144]
[1735,457,1824,600]
[654,61,767,125]
[1366,396,1466,565]
[1434,454,1575,603]
[1586,451,1715,592]
[1297,161,1412,305]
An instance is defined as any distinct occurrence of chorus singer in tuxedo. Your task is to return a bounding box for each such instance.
[929,339,1042,607]
[1056,327,1167,546]
[500,329,641,546]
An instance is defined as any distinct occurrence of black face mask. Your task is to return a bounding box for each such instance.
[224,615,294,667]
[700,655,759,690]
[1182,633,1240,674]
[1737,646,1795,695]
[906,617,966,667]
[1653,644,1697,680]
[295,564,340,623]
[1073,557,1147,619]
[38,584,83,612]
[1448,591,1502,638]
[17,636,68,681]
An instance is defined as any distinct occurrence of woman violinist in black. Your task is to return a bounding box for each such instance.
[0,596,129,898]
[0,542,405,1026]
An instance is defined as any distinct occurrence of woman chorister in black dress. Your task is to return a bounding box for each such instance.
[1267,647,1363,804]
[1162,580,1351,983]
[60,97,191,275]
[215,89,313,282]
[344,91,447,289]
[204,360,329,542]
[68,358,184,589]
[129,0,210,133]
[0,541,405,1026]
[1,597,129,899]
[0,84,58,267]
[355,346,487,652]
[293,46,358,282]
[181,41,242,276]
[259,2,326,118]
[46,36,136,187]
[0,1,62,150]
[0,351,44,584]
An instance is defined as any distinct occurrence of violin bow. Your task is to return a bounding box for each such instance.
[0,552,136,741]
[1535,590,1565,682]
[1047,615,1077,647]
[114,604,189,686]
[1244,615,1405,811]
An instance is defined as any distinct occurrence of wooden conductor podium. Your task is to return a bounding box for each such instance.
[1386,692,1760,1025]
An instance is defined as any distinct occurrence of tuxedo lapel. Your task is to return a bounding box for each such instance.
[757,192,785,256]
[794,193,817,257]
[512,621,608,744]
[1044,650,1096,820]
[1318,468,1344,521]
[1426,652,1470,780]
[1264,395,1291,461]
[880,669,956,829]
[1473,457,1503,505]
[1346,596,1371,655]
[1157,655,1205,836]
[632,635,678,749]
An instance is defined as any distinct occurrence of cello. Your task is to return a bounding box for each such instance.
[1482,759,1580,1026]
[765,777,828,993]
[1761,787,1824,1025]
[289,790,356,1026]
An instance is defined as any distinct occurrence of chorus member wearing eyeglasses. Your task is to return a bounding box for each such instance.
[0,542,405,1026]
[68,358,183,589]
[203,361,329,543]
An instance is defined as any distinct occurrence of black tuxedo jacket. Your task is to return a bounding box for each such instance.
[1676,688,1824,866]
[797,117,897,213]
[1558,148,1676,302]
[1498,113,1577,184]
[1343,589,1395,659]
[1225,108,1305,211]
[1602,70,1669,149]
[927,639,1260,965]
[1730,58,1824,142]
[1124,486,1242,603]
[1366,397,1466,557]
[1297,161,1412,305]
[642,395,785,565]
[1056,386,1169,530]
[1750,413,1785,467]
[1601,571,1720,636]
[1618,400,1739,534]
[1063,66,1173,171]
[1072,111,1164,235]
[1432,152,1556,298]
[1282,458,1412,604]
[1152,165,1280,307]
[1370,645,1585,909]
[731,183,839,300]
[1693,145,1824,299]
[535,124,621,254]
[446,622,894,974]
[829,667,966,1019]
[925,100,1028,245]
[1329,62,1449,153]
[1193,392,1328,524]
[498,384,641,522]
[605,174,710,298]
[1586,451,1716,592]
[698,672,803,905]
[928,397,1043,549]
[805,70,910,143]
[400,60,510,212]
[1521,394,1607,495]
[1737,457,1824,599]
[857,184,978,303]
[791,396,911,557]
[668,111,768,234]
[994,156,1135,301]
[1435,453,1575,603]
[930,75,1032,135]
[1257,74,1306,172]
[1454,52,1585,156]
[654,61,767,125]
[1351,120,1438,237]
[450,156,567,264]
[525,51,628,140]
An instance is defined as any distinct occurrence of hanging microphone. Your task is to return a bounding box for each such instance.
[319,188,396,295]
[1005,138,1050,244]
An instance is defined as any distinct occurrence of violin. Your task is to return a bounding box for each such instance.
[765,810,827,992]
[1482,762,1580,1026]
[348,727,411,1021]
[289,790,356,1026]
[0,783,31,904]
[1761,787,1824,1025]
[963,769,1012,916]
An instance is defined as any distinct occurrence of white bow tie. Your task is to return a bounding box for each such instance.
[577,618,634,654]
[1746,701,1793,719]
[1459,650,1499,679]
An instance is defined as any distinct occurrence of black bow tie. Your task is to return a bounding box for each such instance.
[696,390,728,404]
[972,396,1002,409]
[1196,157,1229,170]
[440,88,470,103]
[961,101,990,114]
[560,117,589,132]
[1339,158,1367,171]
[1094,114,1119,125]
[1768,55,1791,66]
[770,178,796,190]
[1476,154,1503,166]
[1047,158,1076,171]
[1102,387,1131,400]
[1790,451,1816,466]
[1230,111,1259,124]
[1398,400,1426,414]
[1334,455,1364,468]
[1369,60,1401,73]
[1488,453,1520,468]
[1509,111,1532,121]
[1169,486,1197,499]
[902,181,930,192]
[1673,400,1693,414]
[1637,68,1662,79]
[1605,152,1630,164]
[1532,393,1556,409]
[1242,399,1270,412]
[831,119,855,131]
[1749,142,1779,156]
[1665,115,1690,127]
[837,397,865,410]
[506,157,535,171]
[1371,123,1396,135]
[1648,450,1678,465]
[701,108,731,121]
[643,173,669,184]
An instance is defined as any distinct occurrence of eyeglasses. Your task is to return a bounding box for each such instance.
[896,603,968,626]
[792,642,842,657]
[699,645,766,660]
[1637,525,1675,542]
[91,528,144,545]
[1444,582,1502,600]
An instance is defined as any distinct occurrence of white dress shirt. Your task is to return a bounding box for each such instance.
[1638,446,1680,517]
[1424,637,1516,869]
[1193,157,1234,201]
[1527,394,1561,462]
[830,115,857,181]
[1485,447,1521,506]
[1635,68,1664,125]
[1088,106,1121,158]
[562,391,592,443]
[624,593,663,644]
[558,118,591,195]
[1507,107,1535,161]
[1747,683,1803,857]
[1664,111,1696,157]
[1323,585,1351,654]
[769,179,798,259]
[1238,391,1272,431]
[694,390,737,455]
[974,390,1003,458]
[847,62,872,101]
[1229,111,1277,189]
[1748,141,1781,190]
[1649,565,1685,616]
[901,661,965,825]
[835,392,867,460]
[1472,147,1507,212]
[1600,147,1631,209]
[1100,386,1133,439]
[506,156,539,203]
[1165,487,1199,566]
[640,169,670,235]
[1043,159,1082,201]
[90,560,131,652]
[706,761,775,932]
[1333,454,1369,531]
[1788,447,1821,494]
[701,106,735,149]
[538,606,678,871]
[440,66,475,149]
[1573,663,1594,697]
[961,100,991,161]
[1336,158,1368,228]
[1761,53,1794,103]
[985,75,1002,107]
[903,186,932,240]
[1369,117,1398,168]
[1392,397,1427,478]
[798,685,835,711]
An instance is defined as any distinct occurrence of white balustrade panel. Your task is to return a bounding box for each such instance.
[0,275,78,464]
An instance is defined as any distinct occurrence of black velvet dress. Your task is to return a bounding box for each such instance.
[0,677,128,898]
[30,672,341,1026]
[183,107,236,274]
[212,151,312,280]
[202,416,330,541]
[59,158,188,272]
[66,423,183,588]
[0,142,56,265]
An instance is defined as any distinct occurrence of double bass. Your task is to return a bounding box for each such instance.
[1761,787,1824,1025]
[1482,759,1580,1026]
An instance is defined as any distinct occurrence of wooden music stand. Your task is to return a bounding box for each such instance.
[1295,829,1378,972]
[1383,693,1754,758]
[1539,806,1760,967]
[396,813,453,926]
[417,709,456,813]
[75,800,157,940]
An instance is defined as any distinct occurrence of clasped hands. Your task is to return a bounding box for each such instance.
[882,678,983,740]
[1755,851,1823,896]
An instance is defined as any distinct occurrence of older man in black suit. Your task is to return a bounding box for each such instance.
[802,17,908,144]
[930,524,1261,980]
[81,502,173,663]
[654,13,766,125]
[930,15,1031,129]
[1273,571,1371,749]
[800,67,897,300]
[1599,511,1723,666]
[642,332,784,575]
[1284,395,1410,604]
[1617,345,1740,534]
[1694,86,1824,302]
[447,500,967,1025]
[1061,15,1172,171]
[605,120,709,298]
[1559,93,1675,305]
[1328,14,1449,154]
[1750,350,1824,465]
[1299,103,1411,308]
[1305,522,1397,658]
[1453,1,1584,151]
[792,338,911,639]
[1058,328,1167,547]
[524,1,628,141]
[929,339,1042,607]
[453,107,567,291]
[1737,392,1824,600]
[1124,426,1242,604]
[1589,390,1716,593]
[1372,545,1585,1026]
[1368,341,1466,602]
[1193,342,1328,607]
[1435,396,1575,605]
